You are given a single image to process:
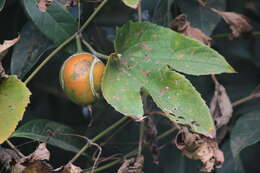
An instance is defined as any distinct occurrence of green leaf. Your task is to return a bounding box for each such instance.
[103,22,233,136]
[121,0,139,8]
[152,0,175,26]
[11,22,54,79]
[176,0,226,36]
[231,110,260,158]
[0,0,6,12]
[12,119,86,154]
[0,75,31,144]
[22,0,76,50]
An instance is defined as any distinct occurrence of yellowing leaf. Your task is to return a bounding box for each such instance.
[0,75,31,144]
[121,0,139,9]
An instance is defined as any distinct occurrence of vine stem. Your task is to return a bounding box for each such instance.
[84,127,176,173]
[69,116,128,164]
[24,0,109,85]
[6,140,25,158]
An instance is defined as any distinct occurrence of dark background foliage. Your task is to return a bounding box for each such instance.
[1,0,260,172]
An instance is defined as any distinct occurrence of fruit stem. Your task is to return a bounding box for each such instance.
[76,34,83,52]
[68,116,128,164]
[81,38,109,60]
[24,0,109,85]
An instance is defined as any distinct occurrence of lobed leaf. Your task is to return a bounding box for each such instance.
[102,22,234,136]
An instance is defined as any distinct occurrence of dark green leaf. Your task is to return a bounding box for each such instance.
[0,0,6,12]
[11,22,54,79]
[103,22,234,136]
[152,0,175,26]
[12,119,86,154]
[231,110,260,158]
[176,0,226,36]
[22,0,76,50]
[0,76,31,144]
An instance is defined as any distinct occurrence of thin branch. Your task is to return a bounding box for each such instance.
[6,140,25,158]
[81,37,109,59]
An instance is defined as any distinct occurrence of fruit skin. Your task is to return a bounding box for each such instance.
[60,53,105,106]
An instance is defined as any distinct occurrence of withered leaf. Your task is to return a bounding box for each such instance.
[54,163,83,173]
[30,143,50,161]
[36,0,53,12]
[12,143,51,173]
[144,117,159,164]
[117,155,144,173]
[23,160,53,173]
[59,0,77,7]
[0,62,7,79]
[175,127,224,172]
[211,8,252,38]
[170,14,212,46]
[0,36,20,54]
[0,146,20,172]
[210,82,233,129]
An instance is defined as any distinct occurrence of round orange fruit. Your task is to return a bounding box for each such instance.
[60,53,105,106]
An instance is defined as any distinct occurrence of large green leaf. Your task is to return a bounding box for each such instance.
[11,22,54,79]
[121,0,139,8]
[176,0,226,36]
[231,110,260,158]
[12,119,86,154]
[22,0,76,49]
[102,22,234,136]
[0,75,31,144]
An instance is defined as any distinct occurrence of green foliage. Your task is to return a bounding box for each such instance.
[0,0,6,11]
[0,76,31,144]
[103,22,233,136]
[176,0,226,35]
[12,119,86,154]
[231,111,260,158]
[11,22,54,79]
[22,0,77,52]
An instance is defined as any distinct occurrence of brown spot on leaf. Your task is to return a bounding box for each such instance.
[160,86,170,95]
[170,14,212,46]
[36,0,53,12]
[211,8,252,38]
[140,43,152,51]
[175,127,224,172]
[140,70,149,77]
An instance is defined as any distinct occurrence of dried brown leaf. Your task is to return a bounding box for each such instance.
[0,36,20,54]
[210,82,233,129]
[29,143,50,161]
[211,8,252,38]
[36,0,53,12]
[0,146,20,171]
[54,163,83,173]
[144,117,159,164]
[117,156,144,173]
[59,0,77,7]
[0,62,7,79]
[170,14,212,46]
[175,127,224,172]
[11,143,51,173]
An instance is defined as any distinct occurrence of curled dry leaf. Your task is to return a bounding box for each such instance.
[0,146,20,171]
[0,62,7,79]
[175,127,224,172]
[117,155,144,173]
[211,8,252,38]
[210,81,233,129]
[170,14,212,46]
[12,143,51,173]
[0,35,20,54]
[36,0,53,12]
[144,117,159,164]
[54,163,83,173]
[59,0,77,7]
